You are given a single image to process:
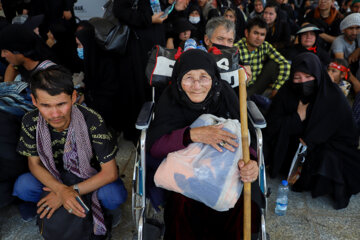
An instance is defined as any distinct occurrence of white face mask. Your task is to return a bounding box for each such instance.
[189,16,200,24]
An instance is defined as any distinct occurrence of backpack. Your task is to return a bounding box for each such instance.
[37,171,105,240]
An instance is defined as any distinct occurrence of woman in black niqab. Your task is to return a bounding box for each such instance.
[265,52,360,209]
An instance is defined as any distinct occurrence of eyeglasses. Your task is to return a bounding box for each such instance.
[182,75,212,86]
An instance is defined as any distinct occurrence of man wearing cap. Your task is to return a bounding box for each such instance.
[350,0,360,13]
[284,23,330,66]
[331,13,360,59]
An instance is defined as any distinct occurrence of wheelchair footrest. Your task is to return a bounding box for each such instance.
[143,219,164,240]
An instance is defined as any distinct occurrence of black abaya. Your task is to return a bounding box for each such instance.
[113,0,166,142]
[76,22,124,133]
[265,52,360,209]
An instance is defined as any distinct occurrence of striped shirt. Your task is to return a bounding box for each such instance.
[234,37,291,90]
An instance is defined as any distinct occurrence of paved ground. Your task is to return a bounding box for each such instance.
[1,136,360,240]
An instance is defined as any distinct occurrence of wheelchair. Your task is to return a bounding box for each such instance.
[132,46,270,240]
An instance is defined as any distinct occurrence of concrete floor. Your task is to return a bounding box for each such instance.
[1,136,360,240]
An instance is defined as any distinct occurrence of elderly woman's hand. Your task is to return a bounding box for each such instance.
[190,124,239,152]
[238,160,258,183]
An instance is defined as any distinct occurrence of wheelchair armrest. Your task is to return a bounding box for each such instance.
[247,100,266,129]
[135,101,154,130]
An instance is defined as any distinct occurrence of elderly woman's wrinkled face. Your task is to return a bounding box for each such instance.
[181,69,212,103]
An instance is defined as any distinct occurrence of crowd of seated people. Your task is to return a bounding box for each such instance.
[0,0,359,238]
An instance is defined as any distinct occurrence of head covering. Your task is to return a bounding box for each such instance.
[340,13,360,31]
[188,4,202,17]
[329,61,350,80]
[174,18,196,33]
[0,24,38,56]
[23,15,44,30]
[266,52,359,181]
[147,49,240,147]
[352,0,360,6]
[287,53,356,146]
[296,24,322,35]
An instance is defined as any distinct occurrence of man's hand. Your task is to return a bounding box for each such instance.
[243,65,252,84]
[58,185,86,218]
[37,186,86,219]
[270,89,278,98]
[297,100,309,121]
[348,48,360,64]
[190,124,239,152]
[152,12,167,24]
[175,0,190,11]
[37,187,62,219]
[63,10,72,20]
[238,160,259,182]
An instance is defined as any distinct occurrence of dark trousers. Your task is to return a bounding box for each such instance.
[247,60,279,97]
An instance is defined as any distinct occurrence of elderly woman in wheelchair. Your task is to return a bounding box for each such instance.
[146,49,263,239]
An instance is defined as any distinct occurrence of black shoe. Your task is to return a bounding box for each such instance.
[18,202,37,222]
[0,182,15,208]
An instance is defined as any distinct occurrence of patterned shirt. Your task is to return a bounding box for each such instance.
[17,104,117,171]
[234,37,291,90]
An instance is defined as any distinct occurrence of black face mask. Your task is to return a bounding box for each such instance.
[212,42,231,50]
[292,80,317,104]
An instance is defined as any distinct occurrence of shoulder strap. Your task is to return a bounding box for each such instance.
[132,0,140,9]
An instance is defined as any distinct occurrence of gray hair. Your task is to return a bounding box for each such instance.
[205,16,236,39]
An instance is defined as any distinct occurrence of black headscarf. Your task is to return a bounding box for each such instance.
[147,49,240,147]
[187,5,206,42]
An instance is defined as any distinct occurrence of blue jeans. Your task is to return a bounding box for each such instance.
[13,172,127,210]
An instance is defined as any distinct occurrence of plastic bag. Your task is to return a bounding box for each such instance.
[154,114,248,211]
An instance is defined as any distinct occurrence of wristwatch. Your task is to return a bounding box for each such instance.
[73,184,80,194]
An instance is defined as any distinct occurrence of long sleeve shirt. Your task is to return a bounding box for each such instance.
[234,37,291,90]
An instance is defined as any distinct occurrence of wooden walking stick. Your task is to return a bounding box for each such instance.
[238,68,251,240]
